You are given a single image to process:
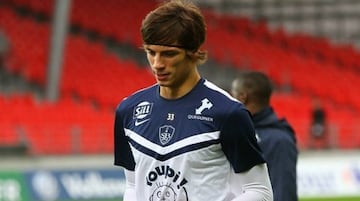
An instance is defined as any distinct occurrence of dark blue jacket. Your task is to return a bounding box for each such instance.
[253,106,298,201]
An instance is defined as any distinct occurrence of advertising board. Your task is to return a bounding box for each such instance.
[0,171,27,201]
[24,169,126,201]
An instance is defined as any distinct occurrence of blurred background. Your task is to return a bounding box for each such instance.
[0,0,359,200]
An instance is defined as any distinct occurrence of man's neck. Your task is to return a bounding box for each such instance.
[246,103,266,116]
[160,74,201,99]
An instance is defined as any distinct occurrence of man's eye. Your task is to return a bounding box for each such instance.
[163,52,177,57]
[146,50,155,56]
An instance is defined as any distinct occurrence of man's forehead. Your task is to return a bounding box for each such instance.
[144,44,184,51]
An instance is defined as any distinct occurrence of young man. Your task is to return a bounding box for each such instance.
[114,1,273,200]
[231,71,298,201]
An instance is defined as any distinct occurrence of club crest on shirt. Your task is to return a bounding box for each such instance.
[159,125,175,145]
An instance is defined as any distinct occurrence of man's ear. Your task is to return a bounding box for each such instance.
[238,91,248,104]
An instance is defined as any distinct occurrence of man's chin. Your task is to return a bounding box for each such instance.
[157,80,170,86]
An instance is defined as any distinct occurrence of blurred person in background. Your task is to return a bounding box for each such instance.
[309,97,328,149]
[114,0,273,200]
[231,71,298,201]
[0,28,10,69]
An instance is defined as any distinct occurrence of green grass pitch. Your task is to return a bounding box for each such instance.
[300,197,360,201]
[92,197,360,201]
[91,197,360,201]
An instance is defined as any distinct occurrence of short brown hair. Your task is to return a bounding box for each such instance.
[141,0,206,52]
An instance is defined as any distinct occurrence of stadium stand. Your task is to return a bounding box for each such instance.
[0,1,155,155]
[0,0,359,155]
[0,93,116,154]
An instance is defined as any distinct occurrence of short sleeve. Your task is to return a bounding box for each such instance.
[220,105,265,173]
[114,105,136,170]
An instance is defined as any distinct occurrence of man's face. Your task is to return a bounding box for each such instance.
[144,44,195,89]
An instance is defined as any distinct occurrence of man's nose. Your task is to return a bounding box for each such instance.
[152,54,164,68]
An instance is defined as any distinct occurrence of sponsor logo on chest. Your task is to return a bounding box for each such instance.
[133,101,153,126]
